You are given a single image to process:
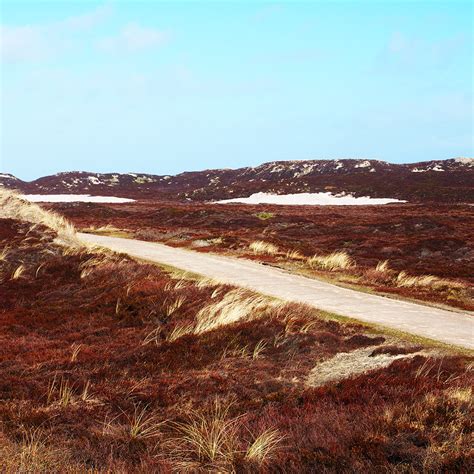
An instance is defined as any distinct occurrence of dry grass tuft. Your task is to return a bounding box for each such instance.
[307,251,354,271]
[79,381,95,403]
[165,296,186,317]
[285,249,305,260]
[169,400,241,469]
[0,190,113,260]
[446,386,472,403]
[395,271,465,289]
[142,327,162,345]
[168,400,282,471]
[252,339,267,359]
[78,254,118,279]
[70,343,82,362]
[375,260,390,273]
[249,240,279,255]
[47,376,75,407]
[0,246,9,262]
[166,323,194,342]
[11,264,26,280]
[245,428,283,465]
[0,190,80,248]
[0,428,72,473]
[195,278,223,289]
[103,405,165,441]
[173,277,189,290]
[194,289,279,334]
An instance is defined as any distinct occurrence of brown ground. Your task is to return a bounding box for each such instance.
[51,201,474,310]
[1,212,473,472]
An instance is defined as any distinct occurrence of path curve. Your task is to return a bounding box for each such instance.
[79,233,473,349]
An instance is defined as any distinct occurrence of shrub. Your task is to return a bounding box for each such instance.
[254,212,275,220]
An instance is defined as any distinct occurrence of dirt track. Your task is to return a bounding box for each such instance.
[79,233,474,349]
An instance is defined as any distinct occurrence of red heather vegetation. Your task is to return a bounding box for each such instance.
[0,194,473,472]
[54,200,474,310]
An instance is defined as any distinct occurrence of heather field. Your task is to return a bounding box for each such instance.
[2,0,472,471]
[52,200,474,310]
[1,193,473,472]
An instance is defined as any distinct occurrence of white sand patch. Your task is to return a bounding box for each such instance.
[307,347,421,387]
[21,194,135,203]
[88,176,102,185]
[355,160,371,168]
[455,157,473,166]
[216,192,405,206]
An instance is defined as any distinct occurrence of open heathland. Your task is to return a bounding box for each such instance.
[0,192,473,472]
[53,200,474,310]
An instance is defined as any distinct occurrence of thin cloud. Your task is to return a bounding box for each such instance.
[60,4,113,31]
[98,23,170,53]
[0,4,113,63]
[376,31,470,71]
[0,25,48,61]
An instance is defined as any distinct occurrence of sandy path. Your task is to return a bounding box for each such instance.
[79,233,473,349]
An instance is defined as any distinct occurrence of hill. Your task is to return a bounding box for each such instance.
[1,157,473,203]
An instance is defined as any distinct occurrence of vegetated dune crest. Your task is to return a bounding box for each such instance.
[21,194,135,203]
[216,191,406,206]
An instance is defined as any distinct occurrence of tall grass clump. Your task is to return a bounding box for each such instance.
[11,264,26,280]
[0,190,80,248]
[285,249,305,260]
[375,260,390,273]
[307,251,354,271]
[194,289,279,334]
[170,400,241,469]
[102,405,165,443]
[245,428,283,465]
[249,240,279,255]
[395,271,465,290]
[47,376,76,407]
[0,246,9,262]
[0,428,70,473]
[168,400,282,471]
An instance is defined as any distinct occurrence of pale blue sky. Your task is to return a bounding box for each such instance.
[1,1,472,180]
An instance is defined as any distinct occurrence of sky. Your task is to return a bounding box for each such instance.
[0,1,472,181]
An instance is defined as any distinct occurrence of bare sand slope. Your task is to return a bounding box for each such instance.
[79,233,473,349]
